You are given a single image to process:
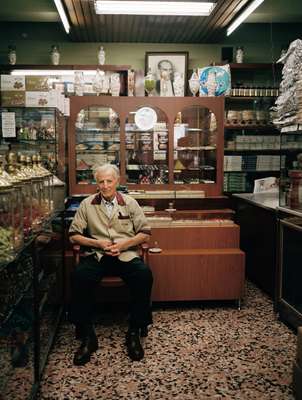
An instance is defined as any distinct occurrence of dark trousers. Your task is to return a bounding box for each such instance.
[70,255,153,329]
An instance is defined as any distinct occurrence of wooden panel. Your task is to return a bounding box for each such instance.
[149,225,241,249]
[149,250,245,301]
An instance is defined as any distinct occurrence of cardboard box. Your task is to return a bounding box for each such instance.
[25,76,50,91]
[293,361,302,400]
[25,91,57,107]
[1,91,26,106]
[1,75,25,91]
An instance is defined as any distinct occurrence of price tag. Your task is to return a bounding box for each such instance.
[1,112,16,138]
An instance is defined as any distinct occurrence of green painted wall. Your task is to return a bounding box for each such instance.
[0,22,301,68]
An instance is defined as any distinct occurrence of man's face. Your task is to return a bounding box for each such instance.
[96,170,119,201]
[160,62,173,79]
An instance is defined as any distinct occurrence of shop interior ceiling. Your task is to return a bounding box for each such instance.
[1,0,302,43]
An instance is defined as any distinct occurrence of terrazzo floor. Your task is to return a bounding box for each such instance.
[38,282,297,400]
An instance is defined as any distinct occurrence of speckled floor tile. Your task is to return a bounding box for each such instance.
[38,282,296,400]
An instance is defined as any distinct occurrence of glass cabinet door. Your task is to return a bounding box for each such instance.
[125,106,168,185]
[0,107,59,175]
[173,106,217,184]
[75,106,120,185]
[280,131,302,210]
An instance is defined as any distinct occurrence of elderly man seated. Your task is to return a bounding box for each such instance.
[69,164,153,365]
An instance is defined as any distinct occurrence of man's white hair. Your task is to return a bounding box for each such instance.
[94,164,120,180]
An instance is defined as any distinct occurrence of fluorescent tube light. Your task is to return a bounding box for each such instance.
[226,0,265,36]
[53,0,70,33]
[94,1,216,16]
[10,70,98,76]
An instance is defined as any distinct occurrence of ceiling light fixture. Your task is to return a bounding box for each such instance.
[53,0,70,33]
[94,1,216,16]
[226,0,265,36]
[10,70,98,76]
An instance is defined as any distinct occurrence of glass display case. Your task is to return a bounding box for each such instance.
[0,107,65,180]
[125,106,168,184]
[75,106,120,185]
[279,127,302,210]
[68,97,224,196]
[173,105,217,184]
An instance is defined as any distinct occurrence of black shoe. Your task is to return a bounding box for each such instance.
[73,329,98,366]
[140,326,148,337]
[126,330,144,361]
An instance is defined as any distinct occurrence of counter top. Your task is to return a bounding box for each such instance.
[232,192,279,211]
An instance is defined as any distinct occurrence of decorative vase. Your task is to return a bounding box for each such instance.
[235,47,244,63]
[189,69,200,97]
[8,45,17,65]
[92,69,104,95]
[74,71,84,96]
[50,45,60,66]
[128,69,135,96]
[98,46,105,65]
[144,68,156,96]
[135,70,145,97]
[173,72,184,96]
[110,73,120,96]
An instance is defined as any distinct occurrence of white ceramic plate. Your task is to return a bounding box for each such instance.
[135,107,157,131]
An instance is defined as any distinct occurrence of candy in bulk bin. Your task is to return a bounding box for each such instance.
[24,156,44,232]
[32,154,53,216]
[0,177,21,262]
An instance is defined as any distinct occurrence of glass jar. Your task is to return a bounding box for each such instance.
[235,47,244,63]
[50,45,60,66]
[173,72,185,97]
[31,155,52,218]
[24,156,45,232]
[8,45,17,65]
[98,45,106,65]
[144,68,156,96]
[36,154,54,215]
[0,178,15,262]
[74,71,85,96]
[288,170,302,209]
[189,69,200,97]
[110,73,121,96]
[0,173,24,257]
[6,154,33,240]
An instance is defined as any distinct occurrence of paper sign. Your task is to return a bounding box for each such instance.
[1,112,16,137]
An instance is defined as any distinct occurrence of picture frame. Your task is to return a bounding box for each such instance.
[145,51,188,96]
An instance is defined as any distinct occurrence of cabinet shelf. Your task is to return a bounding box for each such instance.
[229,63,280,70]
[76,149,119,154]
[176,146,216,151]
[226,96,276,100]
[225,169,279,173]
[224,149,280,153]
[225,124,277,131]
[76,129,119,133]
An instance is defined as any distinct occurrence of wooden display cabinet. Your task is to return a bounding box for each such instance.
[67,96,224,197]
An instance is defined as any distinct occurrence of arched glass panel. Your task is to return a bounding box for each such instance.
[125,106,168,185]
[75,106,120,185]
[173,106,217,184]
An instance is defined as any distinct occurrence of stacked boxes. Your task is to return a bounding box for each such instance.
[0,75,67,114]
